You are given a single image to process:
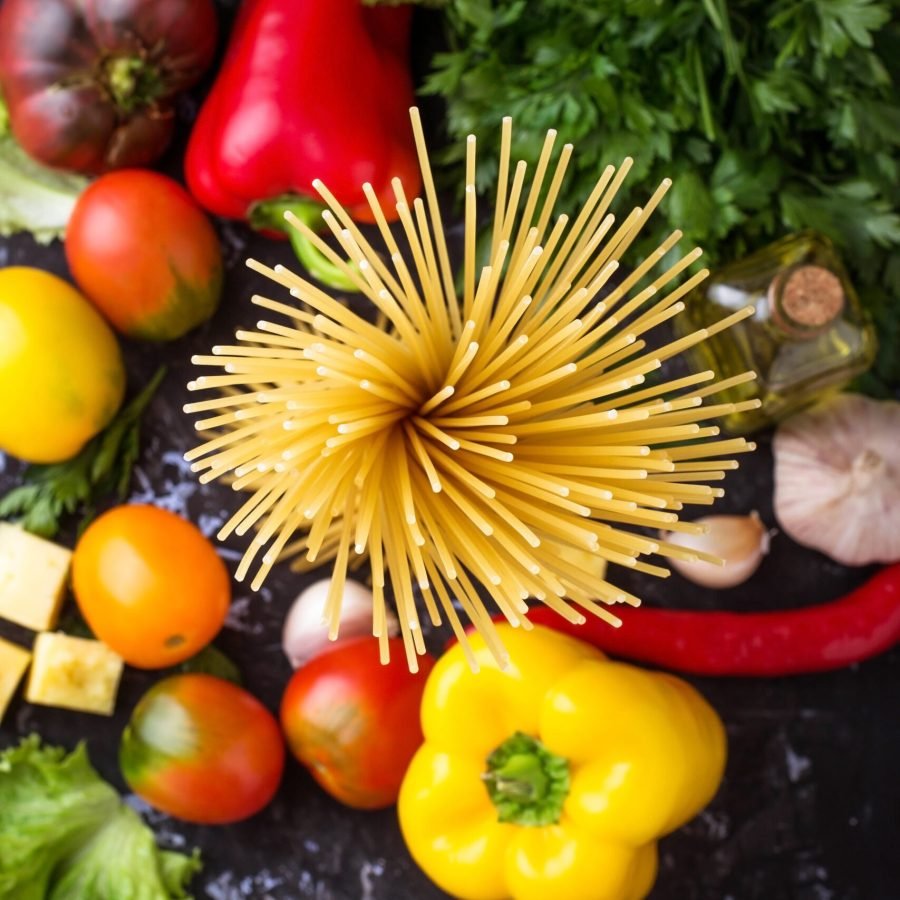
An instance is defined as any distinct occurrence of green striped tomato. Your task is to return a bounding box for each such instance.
[65,170,222,341]
[120,674,285,824]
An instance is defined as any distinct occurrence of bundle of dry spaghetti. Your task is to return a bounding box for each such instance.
[185,109,758,671]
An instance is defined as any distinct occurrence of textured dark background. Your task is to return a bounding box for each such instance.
[1,2,898,898]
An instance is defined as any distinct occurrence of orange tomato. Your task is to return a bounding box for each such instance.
[72,505,231,668]
[65,170,223,341]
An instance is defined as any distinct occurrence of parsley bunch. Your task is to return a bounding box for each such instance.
[411,0,900,392]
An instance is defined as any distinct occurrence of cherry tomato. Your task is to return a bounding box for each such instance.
[280,637,434,809]
[72,505,230,669]
[65,170,222,340]
[121,674,285,824]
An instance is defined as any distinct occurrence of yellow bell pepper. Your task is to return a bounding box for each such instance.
[398,624,726,900]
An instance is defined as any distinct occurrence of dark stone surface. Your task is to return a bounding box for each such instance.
[1,3,898,898]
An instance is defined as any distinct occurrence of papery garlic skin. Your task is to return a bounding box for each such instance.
[663,513,770,588]
[774,394,900,566]
[282,577,399,668]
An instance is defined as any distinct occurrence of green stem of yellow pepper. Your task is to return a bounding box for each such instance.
[482,732,570,827]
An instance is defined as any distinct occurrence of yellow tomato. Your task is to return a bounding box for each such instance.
[0,267,125,463]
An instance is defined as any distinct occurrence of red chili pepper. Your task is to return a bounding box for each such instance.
[516,564,900,676]
[0,0,217,173]
[185,0,421,288]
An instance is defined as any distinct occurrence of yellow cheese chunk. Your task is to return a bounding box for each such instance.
[0,635,31,723]
[26,632,123,716]
[0,524,72,631]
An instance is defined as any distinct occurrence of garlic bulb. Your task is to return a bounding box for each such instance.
[282,577,399,668]
[662,513,770,588]
[774,394,900,565]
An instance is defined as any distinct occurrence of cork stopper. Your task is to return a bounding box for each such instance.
[772,265,845,330]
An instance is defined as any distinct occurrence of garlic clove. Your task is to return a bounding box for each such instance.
[661,513,770,588]
[774,394,900,566]
[282,577,399,668]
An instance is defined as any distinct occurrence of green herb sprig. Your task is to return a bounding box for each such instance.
[0,366,167,537]
[177,645,243,685]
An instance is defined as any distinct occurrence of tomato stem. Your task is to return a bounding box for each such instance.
[104,56,161,113]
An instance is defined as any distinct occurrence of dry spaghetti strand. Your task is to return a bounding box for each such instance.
[186,109,754,670]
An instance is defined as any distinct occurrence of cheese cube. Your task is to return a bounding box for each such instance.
[0,524,72,631]
[26,632,123,716]
[0,636,31,723]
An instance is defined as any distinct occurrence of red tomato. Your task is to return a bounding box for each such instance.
[72,505,231,669]
[65,170,222,340]
[120,674,285,824]
[280,637,434,809]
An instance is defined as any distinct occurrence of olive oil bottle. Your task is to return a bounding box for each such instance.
[676,231,877,433]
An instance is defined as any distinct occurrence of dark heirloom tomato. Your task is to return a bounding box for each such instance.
[120,674,285,825]
[280,637,434,809]
[0,0,217,173]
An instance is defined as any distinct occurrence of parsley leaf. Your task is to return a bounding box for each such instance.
[176,645,243,686]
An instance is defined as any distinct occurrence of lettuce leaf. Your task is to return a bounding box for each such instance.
[47,806,201,900]
[0,736,201,900]
[0,97,89,244]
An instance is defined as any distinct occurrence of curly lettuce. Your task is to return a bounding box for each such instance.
[0,98,89,244]
[0,736,201,900]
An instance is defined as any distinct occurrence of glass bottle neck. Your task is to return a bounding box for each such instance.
[768,264,844,339]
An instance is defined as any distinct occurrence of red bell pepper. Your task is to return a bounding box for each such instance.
[0,0,218,174]
[185,0,421,288]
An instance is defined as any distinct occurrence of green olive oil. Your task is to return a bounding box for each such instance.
[676,232,877,433]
